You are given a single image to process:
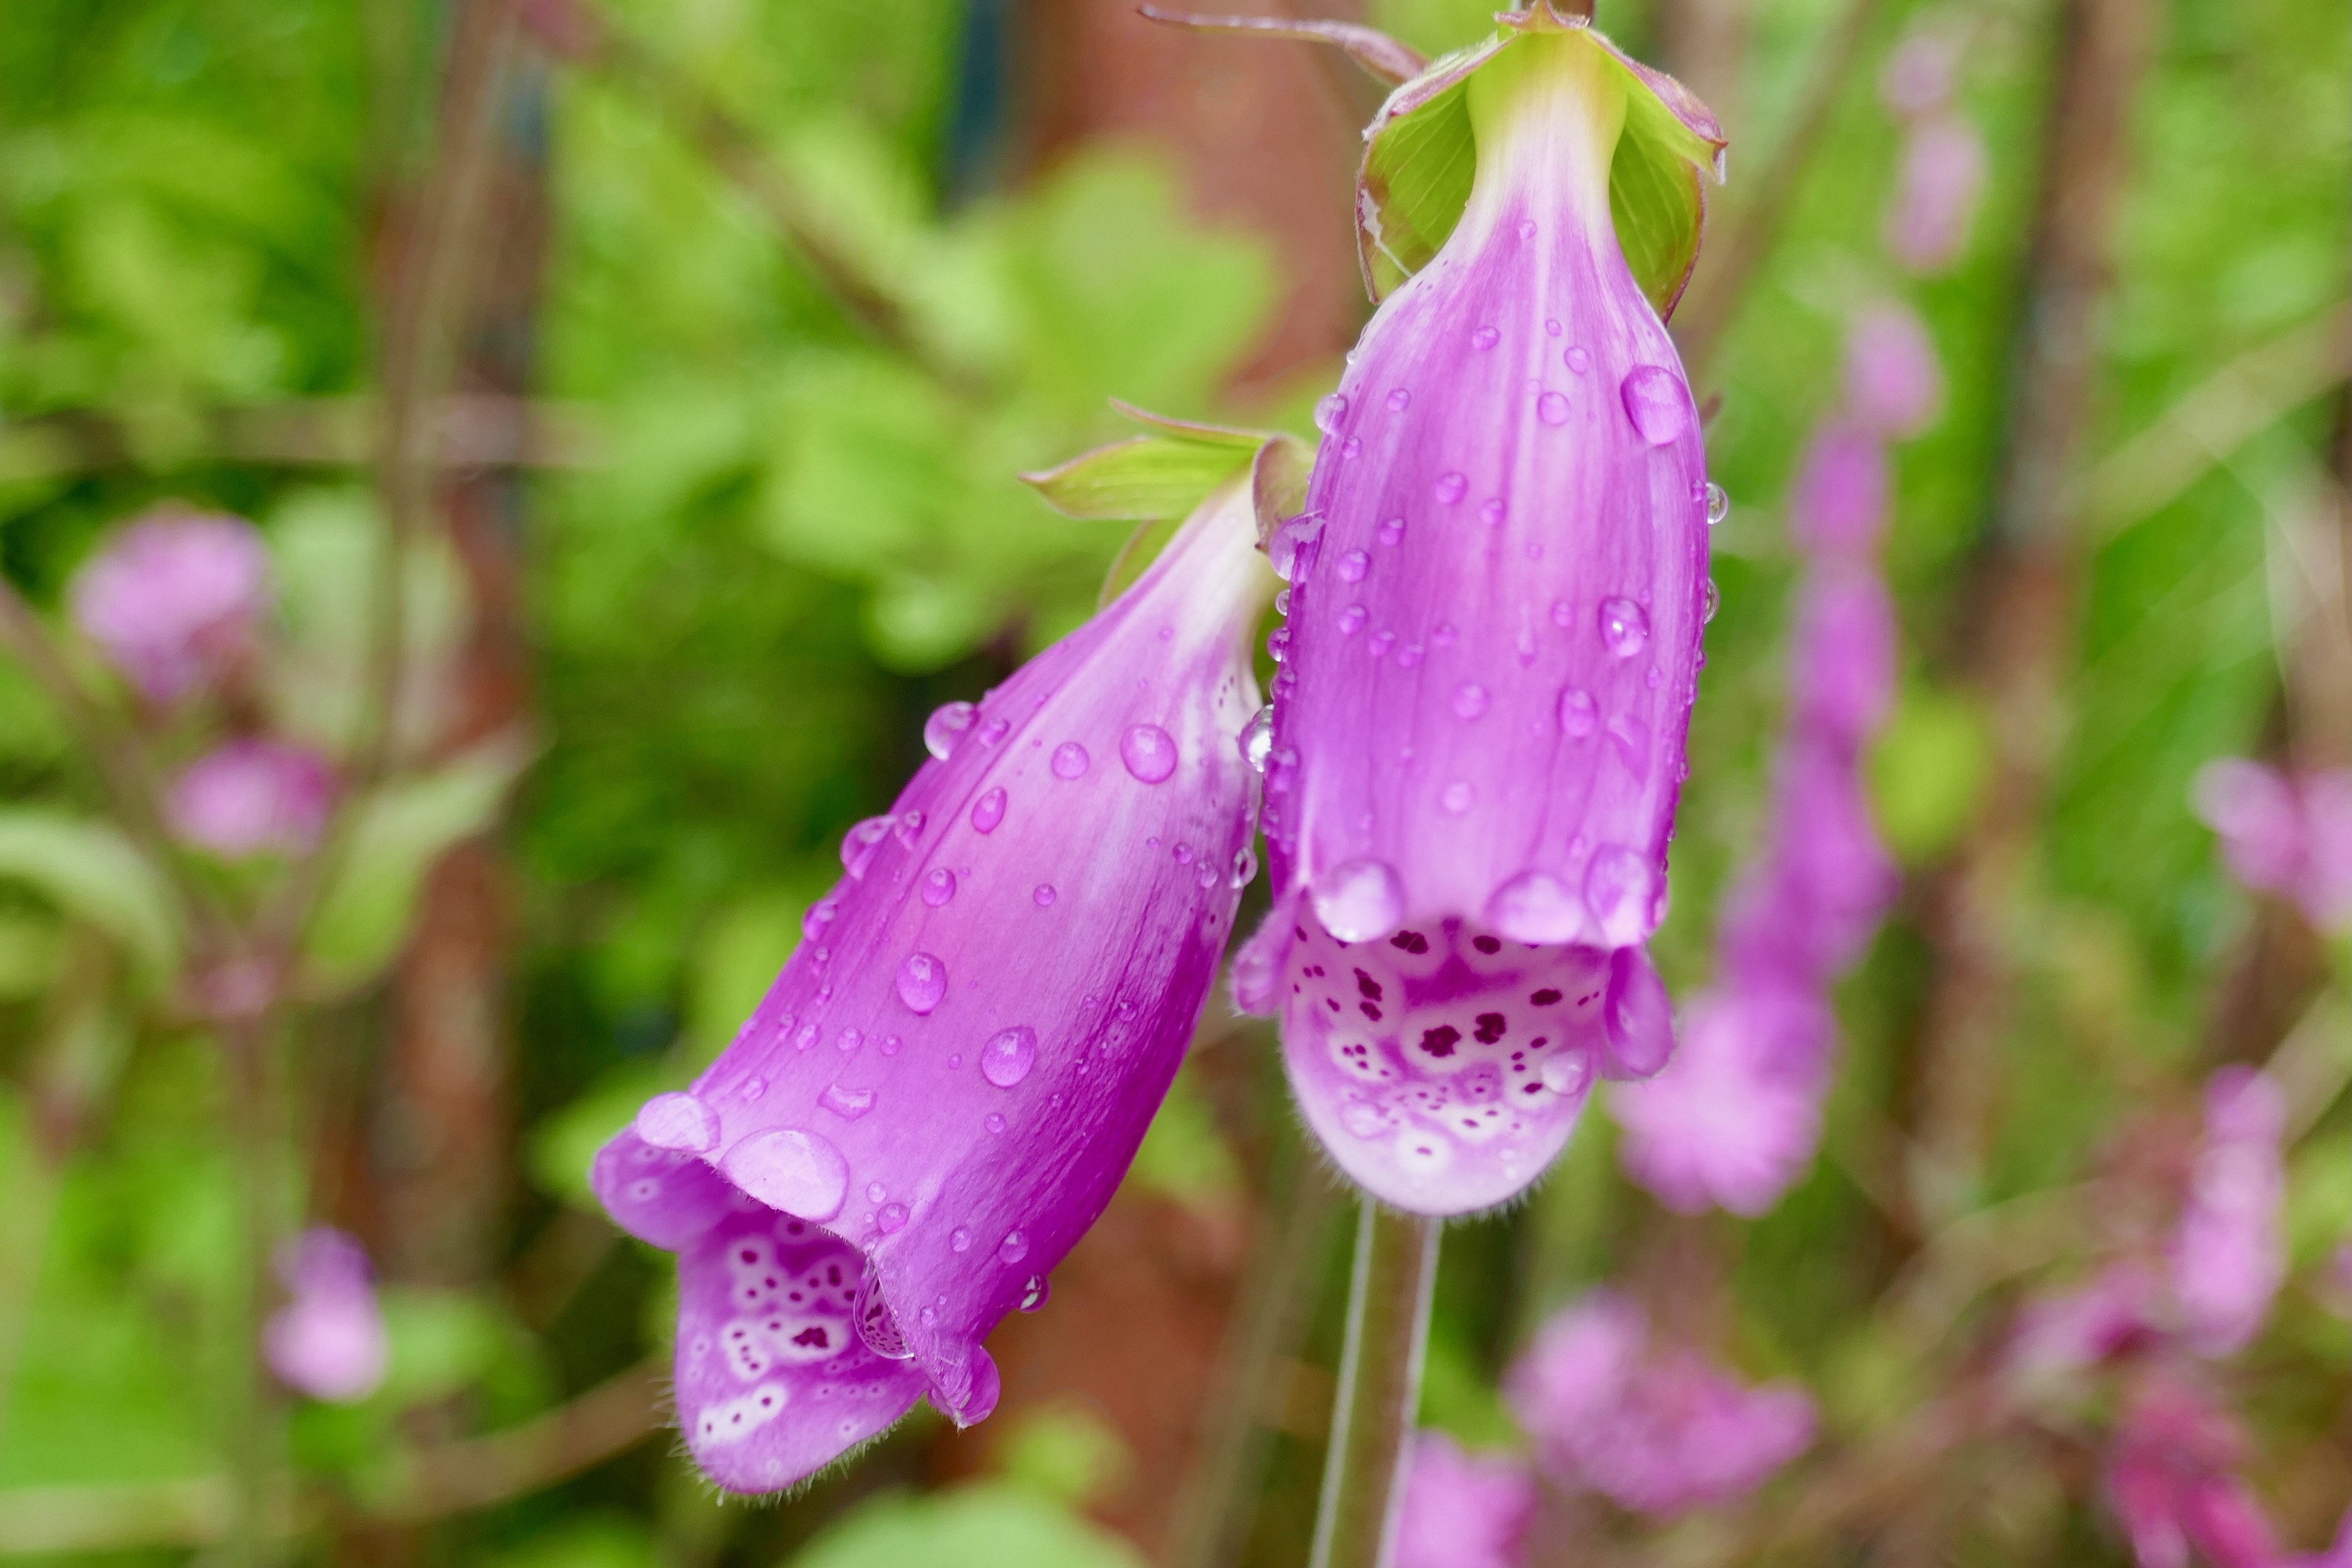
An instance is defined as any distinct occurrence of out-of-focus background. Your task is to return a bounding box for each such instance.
[0,0,2345,1563]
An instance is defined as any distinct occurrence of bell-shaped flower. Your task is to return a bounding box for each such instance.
[592,441,1272,1492]
[70,506,272,706]
[263,1228,389,1404]
[1237,3,1725,1215]
[1393,1430,1538,1568]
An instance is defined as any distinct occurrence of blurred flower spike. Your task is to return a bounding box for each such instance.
[592,414,1280,1493]
[2193,758,2352,933]
[1234,1,1726,1216]
[168,739,338,859]
[68,505,272,706]
[1394,1430,1537,1568]
[264,1228,389,1404]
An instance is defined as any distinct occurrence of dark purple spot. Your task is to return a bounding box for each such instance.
[1419,1026,1461,1058]
[1474,1013,1507,1044]
[1523,1083,1544,1096]
[739,1249,757,1263]
[1390,929,1430,954]
[1473,935,1502,955]
[793,1326,832,1349]
[1531,988,1563,1006]
[826,1264,842,1286]
[1326,997,1341,1013]
[1354,968,1384,1001]
[1361,1002,1383,1021]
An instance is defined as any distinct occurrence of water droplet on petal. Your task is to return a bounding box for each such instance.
[985,1111,1005,1133]
[1441,781,1475,815]
[1620,365,1691,445]
[1378,517,1405,545]
[1517,219,1538,239]
[1033,883,1057,907]
[1311,859,1406,943]
[977,715,1011,747]
[1583,847,1659,948]
[1230,844,1258,889]
[1545,317,1563,336]
[1706,482,1730,526]
[1433,472,1468,505]
[1537,391,1571,426]
[841,815,894,879]
[1269,513,1326,581]
[1471,326,1500,350]
[1336,605,1367,636]
[1598,597,1650,658]
[924,700,977,761]
[636,1092,718,1154]
[1239,706,1275,771]
[1314,394,1349,434]
[1558,688,1599,737]
[820,1082,876,1119]
[1274,588,1291,616]
[880,1035,902,1056]
[1337,548,1370,583]
[1702,580,1721,623]
[896,952,948,1014]
[1452,683,1489,720]
[1565,346,1591,374]
[998,1231,1031,1265]
[922,867,958,906]
[971,787,1007,833]
[1120,724,1178,784]
[855,1267,913,1359]
[1019,1274,1051,1312]
[951,1227,972,1253]
[1540,1050,1591,1097]
[720,1127,849,1222]
[877,1202,908,1234]
[1341,1101,1389,1138]
[982,1026,1037,1088]
[1341,437,1362,459]
[1387,388,1411,412]
[1480,498,1508,527]
[802,897,839,941]
[1487,869,1586,944]
[1051,742,1090,779]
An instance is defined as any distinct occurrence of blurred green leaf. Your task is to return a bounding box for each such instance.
[1021,437,1253,523]
[526,1057,685,1211]
[1868,687,1993,864]
[688,882,824,1068]
[995,1404,1132,1509]
[0,909,63,999]
[0,809,180,983]
[1126,1065,1242,1213]
[787,1482,1145,1568]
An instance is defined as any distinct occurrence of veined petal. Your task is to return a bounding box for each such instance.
[593,472,1271,1491]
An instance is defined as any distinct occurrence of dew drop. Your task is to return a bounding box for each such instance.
[838,1027,862,1053]
[1120,723,1179,784]
[802,897,838,941]
[896,952,948,1015]
[1620,365,1691,446]
[1341,1101,1389,1137]
[1396,643,1424,669]
[1378,516,1405,545]
[982,1026,1037,1088]
[1239,706,1275,770]
[985,1111,1006,1133]
[1311,859,1406,943]
[998,1231,1031,1265]
[1471,326,1500,350]
[740,1076,767,1101]
[1545,317,1563,336]
[1433,472,1468,505]
[819,1082,876,1120]
[1705,482,1730,526]
[1230,844,1259,889]
[1274,588,1291,616]
[1452,683,1490,720]
[971,787,1007,833]
[1314,393,1349,434]
[881,1035,901,1056]
[1486,869,1585,945]
[1565,346,1591,374]
[1537,391,1571,426]
[1033,884,1057,908]
[877,1202,908,1234]
[1337,605,1367,636]
[1337,548,1370,583]
[636,1092,718,1154]
[1541,1050,1592,1097]
[1051,742,1090,779]
[1598,597,1650,658]
[1480,498,1507,527]
[1557,688,1599,738]
[1517,218,1537,239]
[720,1127,849,1222]
[841,815,894,879]
[921,867,957,906]
[1387,387,1412,412]
[854,1268,913,1360]
[1019,1274,1051,1312]
[1441,781,1476,815]
[977,716,1011,747]
[1341,437,1362,460]
[1702,580,1721,623]
[1583,847,1659,948]
[1269,513,1326,582]
[1369,630,1395,659]
[795,1022,822,1050]
[1266,626,1290,663]
[924,700,977,761]
[951,1227,972,1253]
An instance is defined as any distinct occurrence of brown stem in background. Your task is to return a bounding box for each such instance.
[1669,0,1892,380]
[1901,0,2162,1231]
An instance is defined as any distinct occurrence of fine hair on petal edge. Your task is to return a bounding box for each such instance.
[1282,1091,1566,1226]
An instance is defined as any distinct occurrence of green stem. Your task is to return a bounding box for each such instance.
[219,1016,286,1567]
[1309,1200,1442,1568]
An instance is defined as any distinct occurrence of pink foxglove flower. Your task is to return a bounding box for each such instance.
[592,476,1268,1492]
[1842,300,1944,440]
[263,1228,389,1403]
[1241,8,1725,1215]
[1612,986,1833,1216]
[2171,1067,2287,1359]
[2195,759,2352,932]
[2004,1264,2161,1381]
[68,507,272,706]
[167,740,337,858]
[2105,1376,2279,1568]
[1885,112,1987,275]
[1786,420,1889,557]
[1395,1430,1538,1568]
[1508,1291,1815,1515]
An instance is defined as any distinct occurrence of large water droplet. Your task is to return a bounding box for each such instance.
[1540,1049,1592,1098]
[971,787,1007,833]
[1486,869,1585,944]
[1019,1274,1051,1312]
[841,815,894,879]
[922,867,958,906]
[1051,743,1090,780]
[1314,393,1349,434]
[1239,706,1275,771]
[636,1092,718,1154]
[981,1026,1037,1088]
[896,952,948,1014]
[924,701,977,761]
[1121,724,1178,784]
[1620,365,1691,446]
[1269,513,1326,582]
[1433,472,1468,505]
[1557,688,1598,738]
[1274,588,1291,616]
[1311,859,1406,943]
[1387,388,1411,412]
[855,1267,913,1360]
[878,1202,909,1234]
[819,1082,876,1120]
[1452,683,1489,720]
[998,1230,1031,1265]
[1471,325,1500,350]
[1705,482,1730,526]
[1266,626,1290,663]
[720,1127,849,1222]
[1583,847,1659,948]
[802,897,839,942]
[1337,548,1370,584]
[1537,391,1572,426]
[1598,597,1650,658]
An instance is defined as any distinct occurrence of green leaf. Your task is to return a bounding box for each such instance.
[301,735,533,994]
[1021,436,1254,522]
[790,1483,1145,1568]
[525,1058,685,1211]
[1869,689,1993,864]
[0,810,180,983]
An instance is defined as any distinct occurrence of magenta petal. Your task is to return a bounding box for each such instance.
[592,1129,743,1250]
[670,1209,928,1493]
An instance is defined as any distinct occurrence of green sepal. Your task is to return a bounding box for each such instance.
[1355,4,1726,317]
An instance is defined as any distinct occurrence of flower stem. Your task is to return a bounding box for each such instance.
[220,1014,287,1567]
[1309,1199,1442,1568]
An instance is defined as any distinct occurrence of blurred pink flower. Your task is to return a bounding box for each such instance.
[1787,421,1889,558]
[1613,989,1832,1217]
[1879,27,1961,118]
[1885,113,1987,275]
[2301,770,2352,929]
[1508,1292,1815,1515]
[2105,1377,2278,1568]
[1393,1430,1537,1568]
[2005,1264,2160,1380]
[2171,1068,2287,1359]
[1843,301,1944,440]
[168,740,337,859]
[264,1228,389,1403]
[68,508,271,705]
[2194,760,2352,932]
[2281,1506,2352,1568]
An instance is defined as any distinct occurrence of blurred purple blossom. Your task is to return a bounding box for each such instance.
[1508,1291,1815,1515]
[1886,113,1987,275]
[1787,421,1889,558]
[1612,987,1831,1216]
[2171,1067,2287,1359]
[68,507,272,706]
[263,1227,389,1403]
[1878,25,1961,118]
[2005,1264,2160,1381]
[167,739,337,859]
[2105,1376,2279,1568]
[592,480,1266,1492]
[2198,760,2352,931]
[1393,1430,1537,1568]
[1843,301,1944,440]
